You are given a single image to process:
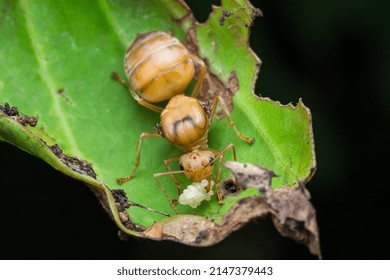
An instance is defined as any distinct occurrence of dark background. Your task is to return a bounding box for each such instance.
[1,0,389,259]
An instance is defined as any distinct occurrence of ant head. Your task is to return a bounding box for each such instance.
[179,150,215,182]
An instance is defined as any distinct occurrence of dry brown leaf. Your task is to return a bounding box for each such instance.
[224,161,322,258]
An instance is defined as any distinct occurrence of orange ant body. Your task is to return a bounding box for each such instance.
[113,31,253,214]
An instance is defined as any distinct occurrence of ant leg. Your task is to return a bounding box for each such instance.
[189,54,207,99]
[210,144,236,204]
[111,72,163,113]
[117,132,162,185]
[163,155,183,195]
[211,96,254,144]
[153,170,186,215]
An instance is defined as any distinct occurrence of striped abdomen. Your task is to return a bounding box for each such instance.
[125,31,195,103]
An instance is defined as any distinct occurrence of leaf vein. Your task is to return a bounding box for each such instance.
[18,0,82,156]
[97,0,129,48]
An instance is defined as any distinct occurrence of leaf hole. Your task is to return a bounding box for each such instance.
[221,179,241,196]
[185,0,220,23]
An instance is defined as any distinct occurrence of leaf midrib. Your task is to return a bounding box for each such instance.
[18,0,82,157]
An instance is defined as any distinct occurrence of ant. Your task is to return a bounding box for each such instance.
[112,31,254,214]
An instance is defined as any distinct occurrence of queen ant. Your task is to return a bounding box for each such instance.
[113,31,254,214]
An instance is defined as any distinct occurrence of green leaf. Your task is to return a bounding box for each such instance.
[0,0,316,244]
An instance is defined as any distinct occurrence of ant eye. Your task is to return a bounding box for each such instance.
[179,163,184,170]
[209,157,214,166]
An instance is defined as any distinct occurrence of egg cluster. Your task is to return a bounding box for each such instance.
[178,179,215,208]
